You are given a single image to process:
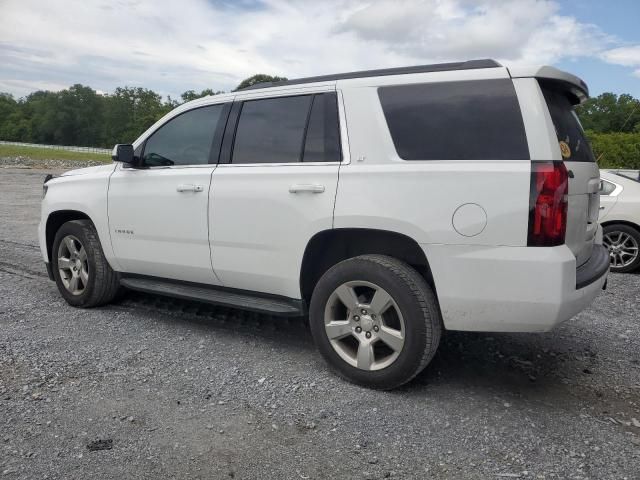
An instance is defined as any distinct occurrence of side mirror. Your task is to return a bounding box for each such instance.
[112,144,135,164]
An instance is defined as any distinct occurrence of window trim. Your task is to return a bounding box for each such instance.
[220,92,343,166]
[137,103,231,169]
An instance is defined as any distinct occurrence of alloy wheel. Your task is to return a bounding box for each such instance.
[57,235,89,295]
[603,231,639,269]
[323,281,405,371]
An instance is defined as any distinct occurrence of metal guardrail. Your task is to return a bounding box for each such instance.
[0,140,111,155]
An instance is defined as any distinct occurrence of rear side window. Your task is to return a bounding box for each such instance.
[302,93,341,162]
[231,93,341,164]
[378,79,529,161]
[232,95,311,164]
[541,83,595,163]
[142,105,223,166]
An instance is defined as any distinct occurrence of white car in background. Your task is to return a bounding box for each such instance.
[599,169,640,272]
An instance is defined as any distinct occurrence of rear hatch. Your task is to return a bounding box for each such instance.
[540,81,600,267]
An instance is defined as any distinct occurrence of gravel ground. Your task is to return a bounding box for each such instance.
[0,156,107,170]
[1,168,639,480]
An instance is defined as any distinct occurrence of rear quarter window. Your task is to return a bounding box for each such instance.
[378,79,530,161]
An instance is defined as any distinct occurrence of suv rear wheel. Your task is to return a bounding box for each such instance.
[309,255,442,389]
[603,224,640,273]
[52,220,120,307]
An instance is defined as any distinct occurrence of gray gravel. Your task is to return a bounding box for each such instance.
[0,156,108,170]
[1,168,639,479]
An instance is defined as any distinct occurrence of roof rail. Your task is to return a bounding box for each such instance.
[239,59,502,91]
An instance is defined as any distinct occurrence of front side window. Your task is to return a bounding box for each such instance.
[378,79,530,161]
[142,105,223,167]
[232,95,312,164]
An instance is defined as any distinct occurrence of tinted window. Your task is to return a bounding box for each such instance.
[378,79,530,160]
[303,93,341,162]
[232,96,312,164]
[541,83,595,162]
[142,105,223,167]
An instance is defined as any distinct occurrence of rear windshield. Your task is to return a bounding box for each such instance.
[541,82,595,162]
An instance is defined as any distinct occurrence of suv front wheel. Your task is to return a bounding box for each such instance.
[309,255,442,389]
[52,220,120,307]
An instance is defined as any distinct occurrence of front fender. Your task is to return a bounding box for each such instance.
[39,164,121,270]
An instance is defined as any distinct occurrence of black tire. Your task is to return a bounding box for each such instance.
[603,223,640,273]
[52,219,121,307]
[309,254,442,390]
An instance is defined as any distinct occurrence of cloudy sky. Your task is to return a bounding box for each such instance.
[1,0,639,99]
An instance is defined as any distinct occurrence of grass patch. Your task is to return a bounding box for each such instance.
[0,144,111,162]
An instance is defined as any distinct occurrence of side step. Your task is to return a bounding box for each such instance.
[120,277,305,317]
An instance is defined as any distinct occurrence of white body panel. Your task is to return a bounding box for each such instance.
[423,243,606,332]
[599,170,640,226]
[209,163,339,298]
[108,163,219,285]
[39,164,119,268]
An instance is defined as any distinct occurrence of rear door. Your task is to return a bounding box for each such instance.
[209,91,341,299]
[540,82,600,266]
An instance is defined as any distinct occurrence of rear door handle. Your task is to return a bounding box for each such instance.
[177,184,204,193]
[289,184,325,194]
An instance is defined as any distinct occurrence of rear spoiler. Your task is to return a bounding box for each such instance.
[508,66,589,104]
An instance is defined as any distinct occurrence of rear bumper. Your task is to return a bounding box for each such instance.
[576,244,609,289]
[422,241,608,333]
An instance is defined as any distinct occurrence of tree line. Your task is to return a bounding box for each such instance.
[0,74,285,149]
[575,93,640,169]
[0,76,638,168]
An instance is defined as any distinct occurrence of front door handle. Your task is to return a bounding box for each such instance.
[177,184,204,193]
[289,184,325,194]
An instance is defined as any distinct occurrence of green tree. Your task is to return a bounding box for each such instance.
[577,92,640,133]
[180,88,224,102]
[234,74,287,91]
[102,87,172,146]
[587,131,640,169]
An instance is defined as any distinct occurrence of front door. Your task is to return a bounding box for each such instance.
[108,103,227,285]
[210,92,342,298]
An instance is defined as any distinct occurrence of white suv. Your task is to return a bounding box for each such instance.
[39,59,609,389]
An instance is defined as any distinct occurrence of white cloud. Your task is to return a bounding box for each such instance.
[0,0,633,98]
[601,45,640,66]
[600,44,640,79]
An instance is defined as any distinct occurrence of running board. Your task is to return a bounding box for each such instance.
[120,277,305,316]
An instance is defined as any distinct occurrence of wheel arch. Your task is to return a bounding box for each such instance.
[300,228,437,303]
[45,210,92,262]
[601,219,640,233]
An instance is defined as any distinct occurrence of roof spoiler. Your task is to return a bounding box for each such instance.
[508,66,589,104]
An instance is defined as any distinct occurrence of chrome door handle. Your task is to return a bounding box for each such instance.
[177,184,204,192]
[289,184,325,194]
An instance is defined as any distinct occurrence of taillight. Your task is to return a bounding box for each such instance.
[527,161,568,246]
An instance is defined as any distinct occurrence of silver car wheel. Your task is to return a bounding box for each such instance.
[57,235,89,295]
[603,231,639,269]
[324,281,405,371]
